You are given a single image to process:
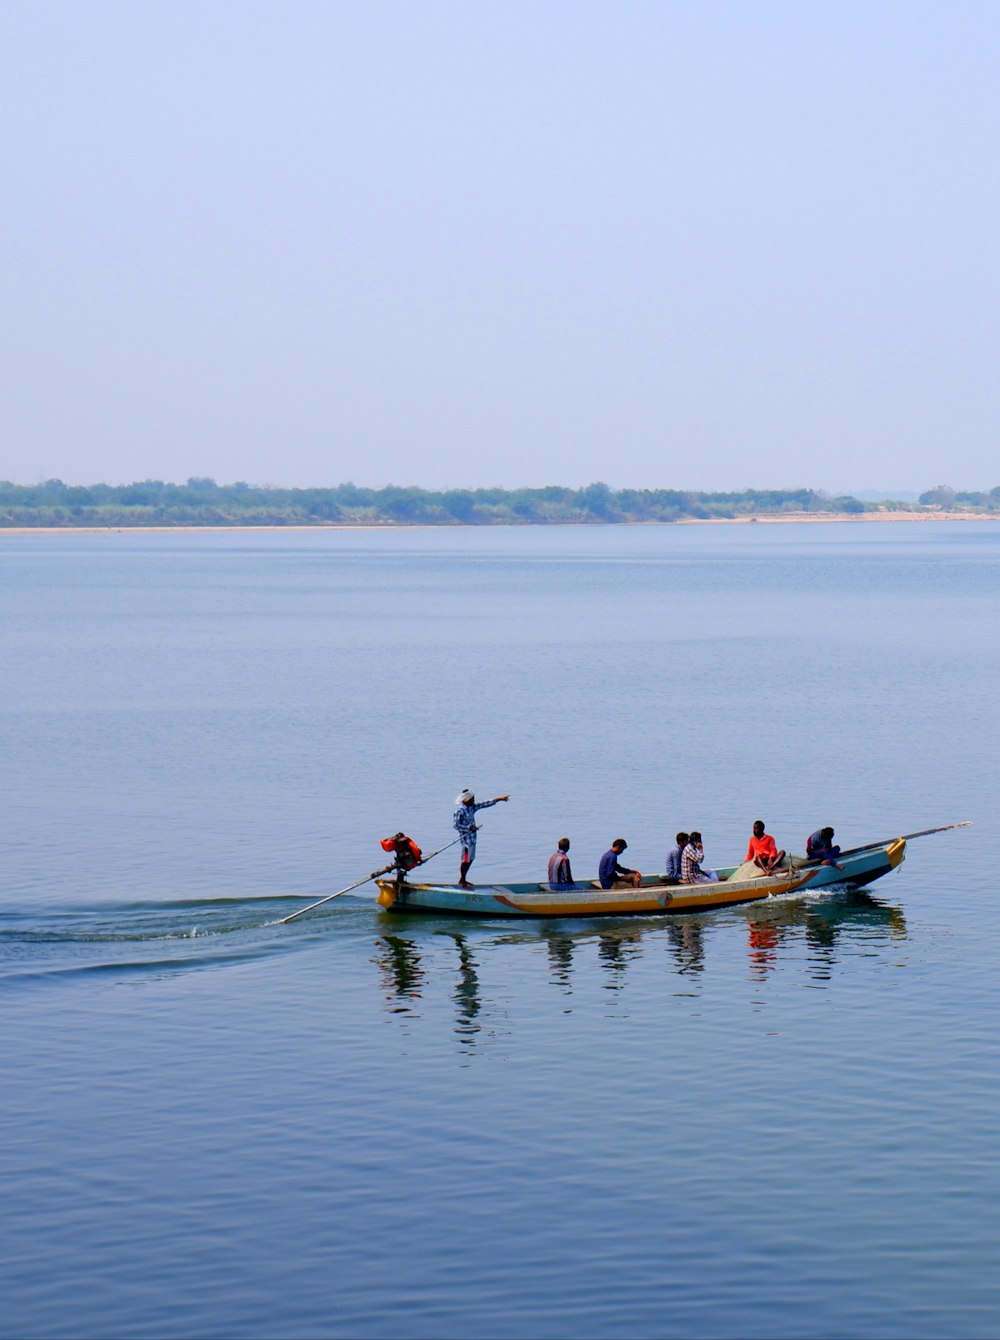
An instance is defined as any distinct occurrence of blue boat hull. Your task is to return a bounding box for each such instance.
[376,840,907,919]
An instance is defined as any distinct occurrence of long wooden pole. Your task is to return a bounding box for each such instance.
[277,831,469,926]
[277,863,398,924]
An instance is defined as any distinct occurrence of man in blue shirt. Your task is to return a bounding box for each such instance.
[453,788,510,887]
[598,838,641,890]
[665,831,689,885]
[806,826,845,870]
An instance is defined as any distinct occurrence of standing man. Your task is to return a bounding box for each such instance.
[547,837,576,891]
[453,788,510,888]
[599,838,642,890]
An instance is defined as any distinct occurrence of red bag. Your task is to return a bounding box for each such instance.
[380,833,422,868]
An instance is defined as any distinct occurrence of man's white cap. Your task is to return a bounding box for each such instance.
[456,789,474,804]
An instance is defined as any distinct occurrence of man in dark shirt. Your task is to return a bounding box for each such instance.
[806,826,845,870]
[598,839,641,890]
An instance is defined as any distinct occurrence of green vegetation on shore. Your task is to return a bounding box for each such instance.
[2,478,998,527]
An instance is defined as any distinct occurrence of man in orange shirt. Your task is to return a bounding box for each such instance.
[745,820,786,874]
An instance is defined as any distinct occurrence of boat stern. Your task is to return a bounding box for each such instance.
[375,880,398,908]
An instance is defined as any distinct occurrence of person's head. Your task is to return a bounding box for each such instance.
[689,831,702,845]
[753,820,765,837]
[675,831,689,846]
[456,789,474,805]
[611,838,628,853]
[821,826,835,841]
[558,837,570,852]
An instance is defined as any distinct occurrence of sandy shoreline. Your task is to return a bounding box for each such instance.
[0,510,997,535]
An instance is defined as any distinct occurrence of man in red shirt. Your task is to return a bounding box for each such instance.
[745,820,786,874]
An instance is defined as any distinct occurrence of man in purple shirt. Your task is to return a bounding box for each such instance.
[598,839,641,890]
[806,826,845,870]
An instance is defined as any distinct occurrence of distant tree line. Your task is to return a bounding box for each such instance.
[0,477,998,527]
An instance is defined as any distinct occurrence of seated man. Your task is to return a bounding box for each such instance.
[546,837,577,891]
[806,826,845,870]
[745,820,786,874]
[599,838,642,890]
[665,831,689,885]
[681,831,719,884]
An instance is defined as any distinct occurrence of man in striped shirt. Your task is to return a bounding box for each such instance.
[547,837,576,890]
[453,788,510,887]
[681,831,719,884]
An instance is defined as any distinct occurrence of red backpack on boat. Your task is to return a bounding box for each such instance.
[380,833,422,870]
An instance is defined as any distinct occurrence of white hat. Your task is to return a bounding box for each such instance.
[456,789,474,804]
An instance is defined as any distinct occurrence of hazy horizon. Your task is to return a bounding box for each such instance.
[0,475,971,502]
[4,2,999,494]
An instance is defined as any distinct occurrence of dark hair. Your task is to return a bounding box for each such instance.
[612,837,627,849]
[689,830,702,844]
[753,819,765,831]
[676,831,689,845]
[821,826,835,840]
[558,837,570,851]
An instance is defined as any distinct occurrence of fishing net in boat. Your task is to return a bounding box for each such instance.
[727,861,770,882]
[727,855,805,882]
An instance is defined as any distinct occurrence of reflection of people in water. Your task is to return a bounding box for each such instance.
[665,917,706,975]
[745,891,906,979]
[598,928,643,988]
[449,933,481,1043]
[545,931,575,989]
[375,934,424,1005]
[746,918,781,977]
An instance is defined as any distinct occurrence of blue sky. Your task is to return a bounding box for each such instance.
[2,1,998,492]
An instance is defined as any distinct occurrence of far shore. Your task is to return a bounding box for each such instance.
[0,510,997,535]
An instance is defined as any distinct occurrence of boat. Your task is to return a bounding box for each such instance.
[375,833,916,918]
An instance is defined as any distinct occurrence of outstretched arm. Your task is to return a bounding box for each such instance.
[474,795,511,812]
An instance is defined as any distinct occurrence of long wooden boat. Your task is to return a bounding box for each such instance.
[375,836,909,918]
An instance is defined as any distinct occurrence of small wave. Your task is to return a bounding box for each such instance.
[0,891,374,948]
[2,943,289,985]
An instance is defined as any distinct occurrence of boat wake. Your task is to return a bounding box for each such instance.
[0,892,371,987]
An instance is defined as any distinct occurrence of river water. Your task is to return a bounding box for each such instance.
[1,521,998,1339]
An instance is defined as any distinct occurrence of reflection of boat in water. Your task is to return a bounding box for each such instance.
[375,837,908,918]
[745,887,907,937]
[373,889,909,1041]
[744,888,907,977]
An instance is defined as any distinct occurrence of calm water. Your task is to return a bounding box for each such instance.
[1,521,998,1339]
